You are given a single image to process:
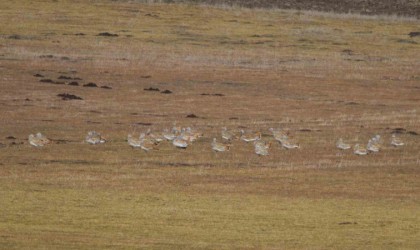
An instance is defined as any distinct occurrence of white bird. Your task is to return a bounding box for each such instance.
[221,127,237,141]
[139,133,158,152]
[254,140,270,156]
[269,128,288,143]
[85,131,106,145]
[240,130,261,142]
[391,134,404,147]
[211,138,230,152]
[280,138,299,149]
[146,129,164,143]
[172,136,188,149]
[354,144,368,155]
[163,128,177,141]
[127,134,142,148]
[372,134,381,142]
[367,137,381,153]
[28,132,50,147]
[336,138,351,150]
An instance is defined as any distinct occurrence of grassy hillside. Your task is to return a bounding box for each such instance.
[0,0,419,248]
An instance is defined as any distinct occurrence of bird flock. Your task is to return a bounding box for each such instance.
[24,125,405,156]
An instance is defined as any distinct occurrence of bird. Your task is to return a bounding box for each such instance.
[269,128,288,143]
[240,130,261,142]
[367,137,381,153]
[354,144,368,155]
[127,134,142,148]
[372,134,381,142]
[146,129,164,143]
[172,136,188,149]
[221,127,237,141]
[391,134,404,147]
[254,140,270,156]
[280,138,299,149]
[336,138,351,150]
[85,131,106,144]
[211,138,230,152]
[139,133,158,152]
[186,127,203,142]
[163,128,177,141]
[28,132,50,147]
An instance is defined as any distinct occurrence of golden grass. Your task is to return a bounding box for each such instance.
[0,0,419,248]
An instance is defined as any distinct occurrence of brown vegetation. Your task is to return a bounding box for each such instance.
[0,0,419,248]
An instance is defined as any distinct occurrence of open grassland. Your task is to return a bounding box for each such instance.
[0,0,419,248]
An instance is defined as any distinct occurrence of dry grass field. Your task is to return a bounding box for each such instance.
[0,0,419,248]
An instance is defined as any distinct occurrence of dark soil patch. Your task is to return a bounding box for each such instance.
[83,82,98,87]
[298,129,312,132]
[182,0,420,18]
[40,79,54,83]
[68,81,79,86]
[391,128,406,134]
[97,32,118,37]
[141,75,152,78]
[186,113,198,118]
[10,142,24,146]
[397,39,417,44]
[58,75,73,80]
[408,32,420,37]
[407,131,418,136]
[6,136,16,140]
[53,81,66,85]
[101,85,112,89]
[75,33,86,36]
[229,117,239,120]
[145,13,159,18]
[345,101,359,105]
[201,93,225,96]
[8,35,22,40]
[144,87,160,91]
[136,122,153,126]
[33,74,44,77]
[342,49,354,55]
[161,90,172,94]
[86,121,101,124]
[57,93,83,100]
[338,222,358,225]
[39,55,54,58]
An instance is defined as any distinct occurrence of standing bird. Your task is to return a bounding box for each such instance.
[28,132,50,147]
[254,140,270,156]
[391,134,404,147]
[367,136,381,153]
[211,138,230,152]
[336,138,351,150]
[221,127,237,141]
[269,128,288,143]
[163,128,177,141]
[127,134,142,148]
